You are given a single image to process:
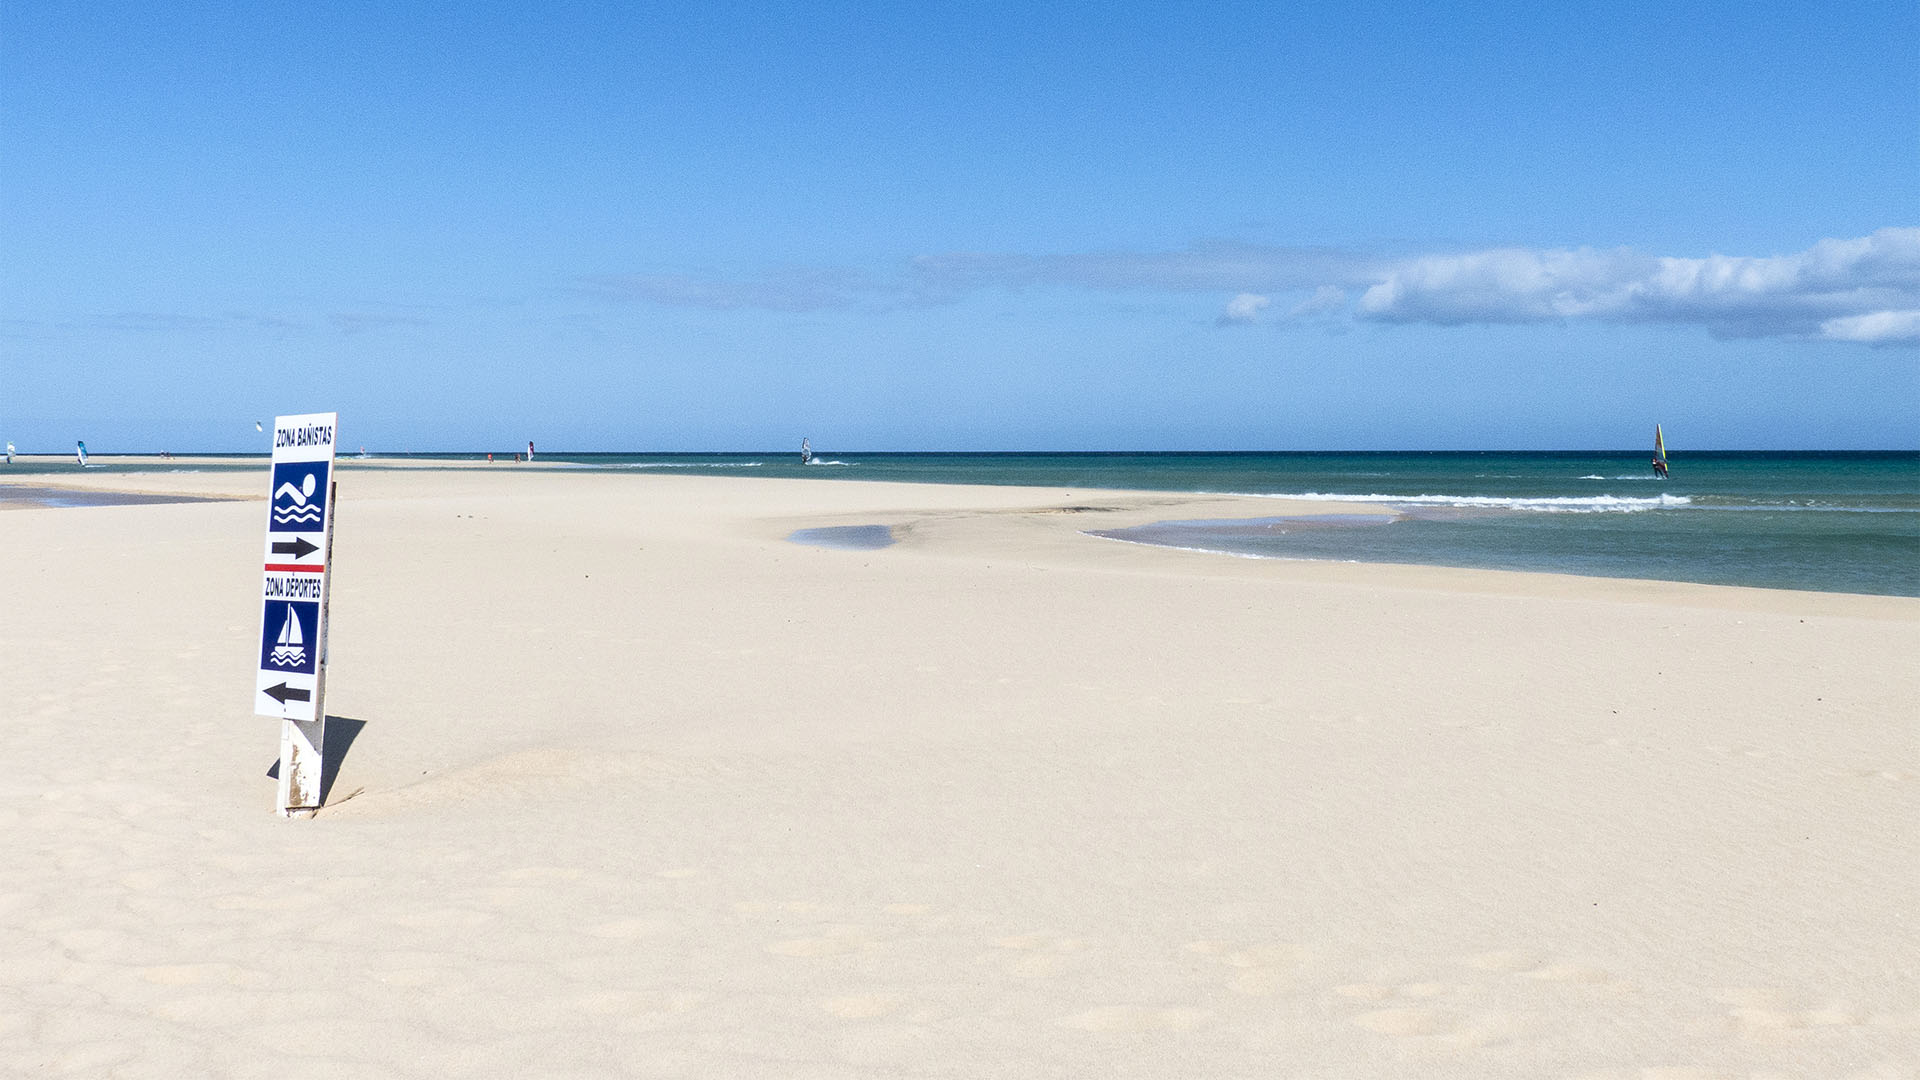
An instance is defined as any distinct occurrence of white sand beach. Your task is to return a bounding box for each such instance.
[3,463,1916,1078]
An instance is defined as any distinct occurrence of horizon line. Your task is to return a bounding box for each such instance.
[6,448,1918,458]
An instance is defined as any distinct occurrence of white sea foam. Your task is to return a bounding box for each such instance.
[1236,491,1692,513]
[804,459,853,466]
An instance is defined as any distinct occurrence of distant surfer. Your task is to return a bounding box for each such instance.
[800,438,812,465]
[1652,456,1668,479]
[527,440,535,462]
[5,441,13,464]
[76,441,87,467]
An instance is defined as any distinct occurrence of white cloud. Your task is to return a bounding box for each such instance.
[1355,227,1920,341]
[1288,284,1349,319]
[1820,309,1920,344]
[1217,293,1271,325]
[911,242,1384,295]
[587,228,1919,345]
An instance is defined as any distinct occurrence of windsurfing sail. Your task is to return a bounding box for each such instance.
[76,441,87,467]
[1653,425,1668,478]
[800,438,812,465]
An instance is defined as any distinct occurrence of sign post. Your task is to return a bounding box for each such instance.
[255,412,338,816]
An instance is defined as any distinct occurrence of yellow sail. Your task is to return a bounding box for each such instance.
[1654,425,1666,462]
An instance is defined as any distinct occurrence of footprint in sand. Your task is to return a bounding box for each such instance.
[1348,1003,1523,1050]
[1710,987,1867,1041]
[1057,1005,1212,1033]
[1353,1006,1458,1037]
[1463,948,1550,973]
[390,907,495,930]
[1334,974,1526,1050]
[821,994,906,1020]
[767,930,875,958]
[989,934,1087,979]
[1184,940,1306,996]
[1566,1060,1751,1068]
[502,866,585,883]
[1530,963,1616,984]
[733,900,828,916]
[1335,978,1464,1004]
[1462,948,1616,986]
[586,918,668,940]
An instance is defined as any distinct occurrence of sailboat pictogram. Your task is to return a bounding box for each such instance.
[268,604,307,668]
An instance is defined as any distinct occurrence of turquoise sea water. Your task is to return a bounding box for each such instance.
[545,450,1920,596]
[4,451,1915,596]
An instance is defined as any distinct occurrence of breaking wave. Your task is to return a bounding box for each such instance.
[1240,492,1693,513]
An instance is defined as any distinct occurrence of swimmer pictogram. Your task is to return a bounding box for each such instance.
[269,461,329,532]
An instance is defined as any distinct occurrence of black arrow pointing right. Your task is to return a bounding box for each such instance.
[271,536,319,559]
[264,682,311,705]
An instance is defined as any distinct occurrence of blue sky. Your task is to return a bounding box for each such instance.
[4,0,1916,451]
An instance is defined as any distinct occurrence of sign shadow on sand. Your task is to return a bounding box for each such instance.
[264,715,368,808]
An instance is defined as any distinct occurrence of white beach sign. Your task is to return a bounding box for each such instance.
[255,411,337,814]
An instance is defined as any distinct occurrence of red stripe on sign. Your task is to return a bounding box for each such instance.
[263,563,326,573]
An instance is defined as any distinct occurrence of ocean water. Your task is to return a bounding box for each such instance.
[5,450,1915,596]
[558,450,1917,596]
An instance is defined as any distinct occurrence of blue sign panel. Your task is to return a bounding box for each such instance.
[260,600,320,676]
[268,461,329,533]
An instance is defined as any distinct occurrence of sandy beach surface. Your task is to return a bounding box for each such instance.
[3,461,1916,1079]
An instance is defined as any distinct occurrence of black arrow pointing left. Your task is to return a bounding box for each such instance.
[271,536,319,559]
[264,682,311,705]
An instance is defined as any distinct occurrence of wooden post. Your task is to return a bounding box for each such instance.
[277,718,325,815]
